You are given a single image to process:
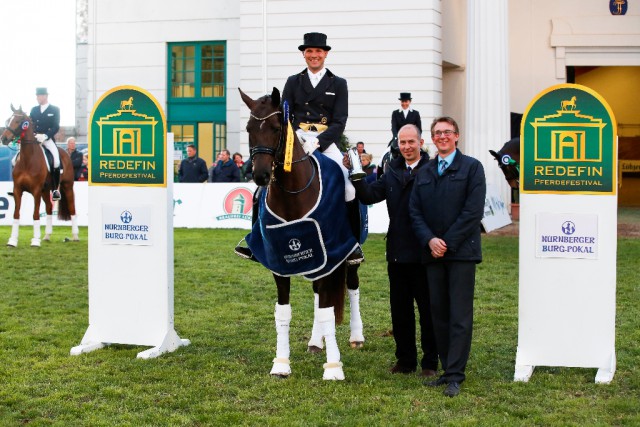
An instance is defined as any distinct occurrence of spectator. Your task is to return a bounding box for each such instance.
[208,149,241,183]
[345,124,438,378]
[77,153,89,181]
[178,144,208,183]
[361,153,376,176]
[356,141,366,155]
[410,116,486,398]
[66,137,84,180]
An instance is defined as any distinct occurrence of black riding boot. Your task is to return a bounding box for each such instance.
[234,187,261,261]
[346,200,365,265]
[51,168,61,201]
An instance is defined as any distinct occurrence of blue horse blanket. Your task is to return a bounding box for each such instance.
[245,152,367,280]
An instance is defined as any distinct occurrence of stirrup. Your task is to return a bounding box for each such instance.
[346,246,365,265]
[52,190,61,201]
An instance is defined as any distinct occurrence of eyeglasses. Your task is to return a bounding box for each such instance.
[432,130,456,137]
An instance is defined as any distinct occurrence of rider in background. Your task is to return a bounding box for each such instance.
[30,87,61,200]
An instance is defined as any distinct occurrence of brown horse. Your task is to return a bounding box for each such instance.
[1,106,78,247]
[240,87,364,380]
[489,136,520,189]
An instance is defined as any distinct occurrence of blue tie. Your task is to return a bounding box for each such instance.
[439,159,447,175]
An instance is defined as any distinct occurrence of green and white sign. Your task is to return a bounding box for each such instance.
[89,86,166,186]
[521,84,617,195]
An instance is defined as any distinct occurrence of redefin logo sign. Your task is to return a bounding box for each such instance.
[216,188,253,221]
[89,86,166,186]
[521,84,617,195]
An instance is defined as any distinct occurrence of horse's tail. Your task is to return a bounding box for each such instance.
[327,263,347,324]
[57,186,72,221]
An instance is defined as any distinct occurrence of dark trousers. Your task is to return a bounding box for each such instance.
[426,261,476,383]
[388,262,438,371]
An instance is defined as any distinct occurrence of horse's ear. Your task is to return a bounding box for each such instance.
[489,150,500,160]
[11,104,16,113]
[270,87,280,107]
[238,88,256,110]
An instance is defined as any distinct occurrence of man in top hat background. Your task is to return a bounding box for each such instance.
[236,32,364,265]
[30,87,62,200]
[391,92,422,140]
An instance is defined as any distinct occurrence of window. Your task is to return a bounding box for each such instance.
[169,42,225,100]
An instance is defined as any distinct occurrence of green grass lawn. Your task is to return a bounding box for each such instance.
[0,226,638,426]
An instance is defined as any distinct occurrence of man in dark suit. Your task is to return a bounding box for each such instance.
[391,92,422,140]
[235,32,363,265]
[30,87,62,200]
[409,116,486,398]
[345,124,438,378]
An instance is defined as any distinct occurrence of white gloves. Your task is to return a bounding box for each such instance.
[35,133,48,143]
[301,137,319,155]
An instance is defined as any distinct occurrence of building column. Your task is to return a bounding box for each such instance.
[465,0,511,205]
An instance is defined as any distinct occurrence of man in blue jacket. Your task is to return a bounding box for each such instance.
[345,124,438,378]
[178,144,208,183]
[208,149,241,183]
[409,116,486,397]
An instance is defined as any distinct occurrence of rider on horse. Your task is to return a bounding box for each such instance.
[235,32,364,265]
[30,87,62,201]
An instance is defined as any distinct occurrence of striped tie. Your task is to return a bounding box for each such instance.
[439,159,447,175]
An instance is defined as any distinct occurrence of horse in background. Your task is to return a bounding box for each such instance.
[489,136,520,189]
[239,87,365,380]
[1,106,78,246]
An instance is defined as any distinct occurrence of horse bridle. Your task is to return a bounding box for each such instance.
[249,106,316,194]
[4,112,34,144]
[497,153,520,185]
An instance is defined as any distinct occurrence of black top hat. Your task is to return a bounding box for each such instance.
[298,32,331,51]
[36,87,48,96]
[399,92,412,101]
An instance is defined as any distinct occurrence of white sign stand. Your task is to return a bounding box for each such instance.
[514,193,617,383]
[71,133,189,359]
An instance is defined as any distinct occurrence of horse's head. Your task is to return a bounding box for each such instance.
[489,137,520,189]
[240,87,283,186]
[1,104,31,145]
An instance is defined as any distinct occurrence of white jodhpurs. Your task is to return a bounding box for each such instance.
[297,129,355,202]
[41,138,60,168]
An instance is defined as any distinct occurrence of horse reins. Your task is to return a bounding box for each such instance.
[5,113,36,145]
[249,107,316,194]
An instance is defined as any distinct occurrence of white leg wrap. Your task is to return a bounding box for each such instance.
[8,219,20,247]
[318,307,344,380]
[71,215,79,240]
[31,220,41,247]
[307,293,324,349]
[270,303,292,376]
[348,289,365,343]
[44,215,53,240]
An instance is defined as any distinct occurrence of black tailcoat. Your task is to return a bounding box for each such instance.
[30,104,60,142]
[391,109,422,139]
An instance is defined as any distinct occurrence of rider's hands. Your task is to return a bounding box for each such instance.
[301,137,319,155]
[35,133,48,143]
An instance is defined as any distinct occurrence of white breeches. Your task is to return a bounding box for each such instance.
[297,129,355,202]
[42,139,60,168]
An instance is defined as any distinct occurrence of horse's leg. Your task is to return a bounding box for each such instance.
[31,191,43,247]
[7,189,22,247]
[347,264,365,348]
[307,282,324,353]
[318,275,345,381]
[43,195,53,242]
[270,275,292,377]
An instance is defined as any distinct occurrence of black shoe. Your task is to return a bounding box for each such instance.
[234,244,258,262]
[443,381,461,397]
[52,190,61,201]
[424,376,447,387]
[346,246,364,265]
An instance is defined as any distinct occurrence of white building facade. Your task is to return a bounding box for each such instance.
[80,0,640,204]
